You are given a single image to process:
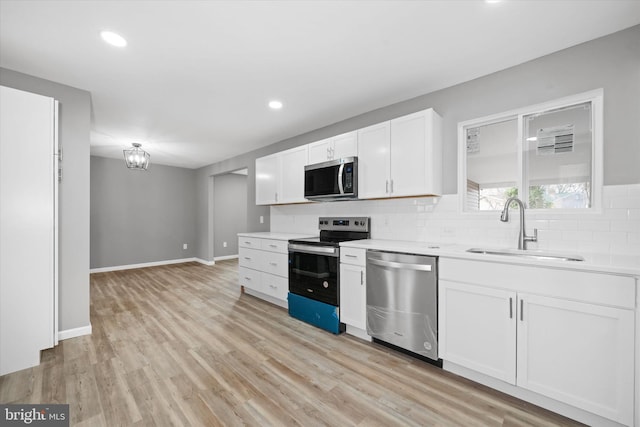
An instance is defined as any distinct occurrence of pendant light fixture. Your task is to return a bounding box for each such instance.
[123,143,150,170]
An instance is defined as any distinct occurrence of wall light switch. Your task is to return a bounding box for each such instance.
[223,241,227,248]
[260,215,264,224]
[183,243,188,250]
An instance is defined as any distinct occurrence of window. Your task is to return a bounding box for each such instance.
[458,90,603,213]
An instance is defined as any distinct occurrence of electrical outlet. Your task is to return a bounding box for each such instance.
[183,243,188,250]
[223,241,227,248]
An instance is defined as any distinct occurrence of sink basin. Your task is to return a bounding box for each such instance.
[467,248,585,262]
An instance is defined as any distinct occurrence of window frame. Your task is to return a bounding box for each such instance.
[457,89,603,215]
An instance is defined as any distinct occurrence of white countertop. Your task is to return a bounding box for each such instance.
[237,232,316,241]
[340,239,640,277]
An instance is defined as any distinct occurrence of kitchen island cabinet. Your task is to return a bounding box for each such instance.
[238,232,314,307]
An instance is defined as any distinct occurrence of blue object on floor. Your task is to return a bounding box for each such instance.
[288,292,343,334]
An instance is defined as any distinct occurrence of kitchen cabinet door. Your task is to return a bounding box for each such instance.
[308,132,357,165]
[331,131,357,160]
[308,138,332,165]
[255,153,279,205]
[279,145,308,204]
[390,109,442,196]
[516,293,634,426]
[339,263,366,330]
[439,280,517,384]
[357,121,391,199]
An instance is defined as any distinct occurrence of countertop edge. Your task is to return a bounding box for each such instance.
[340,239,640,277]
[237,232,316,241]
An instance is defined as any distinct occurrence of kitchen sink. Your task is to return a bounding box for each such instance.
[467,247,585,262]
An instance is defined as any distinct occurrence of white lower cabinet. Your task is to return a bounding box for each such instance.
[516,293,634,424]
[340,263,366,329]
[238,236,290,305]
[439,258,636,426]
[339,248,367,335]
[439,282,516,384]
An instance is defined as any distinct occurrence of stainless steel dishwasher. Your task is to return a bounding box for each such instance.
[366,250,440,364]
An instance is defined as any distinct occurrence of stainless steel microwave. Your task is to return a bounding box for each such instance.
[304,157,358,201]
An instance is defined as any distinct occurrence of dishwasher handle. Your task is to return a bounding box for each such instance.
[367,257,432,272]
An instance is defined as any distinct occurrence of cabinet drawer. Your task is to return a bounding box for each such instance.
[340,247,366,266]
[439,258,636,309]
[262,251,288,278]
[239,267,261,292]
[261,273,288,301]
[239,237,262,249]
[261,239,288,254]
[239,247,262,270]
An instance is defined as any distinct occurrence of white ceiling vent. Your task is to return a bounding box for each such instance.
[536,124,574,155]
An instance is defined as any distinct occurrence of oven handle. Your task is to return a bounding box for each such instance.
[289,244,338,257]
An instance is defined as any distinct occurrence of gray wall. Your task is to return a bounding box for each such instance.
[1,68,91,333]
[195,25,640,261]
[90,156,197,269]
[213,173,247,258]
[196,154,270,262]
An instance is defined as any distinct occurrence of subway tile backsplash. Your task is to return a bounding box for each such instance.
[271,184,640,268]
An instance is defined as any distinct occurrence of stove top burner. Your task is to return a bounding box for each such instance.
[288,216,371,247]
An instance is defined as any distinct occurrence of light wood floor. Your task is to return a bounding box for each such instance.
[0,260,584,426]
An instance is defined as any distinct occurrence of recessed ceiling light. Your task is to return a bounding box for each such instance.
[268,100,283,110]
[485,0,502,3]
[100,31,127,47]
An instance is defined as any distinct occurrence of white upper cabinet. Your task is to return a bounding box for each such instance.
[390,109,442,197]
[256,108,441,204]
[358,108,442,199]
[279,145,308,204]
[357,121,391,199]
[331,131,358,160]
[308,138,332,165]
[255,153,280,205]
[307,131,358,165]
[255,145,309,205]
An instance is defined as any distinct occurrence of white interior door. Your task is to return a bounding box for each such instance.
[0,85,58,375]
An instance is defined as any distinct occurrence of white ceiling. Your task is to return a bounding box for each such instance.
[1,1,639,169]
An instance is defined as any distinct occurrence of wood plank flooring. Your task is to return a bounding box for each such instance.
[0,260,584,426]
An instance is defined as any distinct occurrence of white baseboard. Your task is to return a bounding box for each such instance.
[214,254,238,261]
[90,257,200,273]
[345,325,372,342]
[58,324,92,341]
[194,258,215,266]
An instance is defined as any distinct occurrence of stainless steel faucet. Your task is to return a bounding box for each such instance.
[500,197,538,250]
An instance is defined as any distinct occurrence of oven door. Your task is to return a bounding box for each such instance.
[288,244,339,306]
